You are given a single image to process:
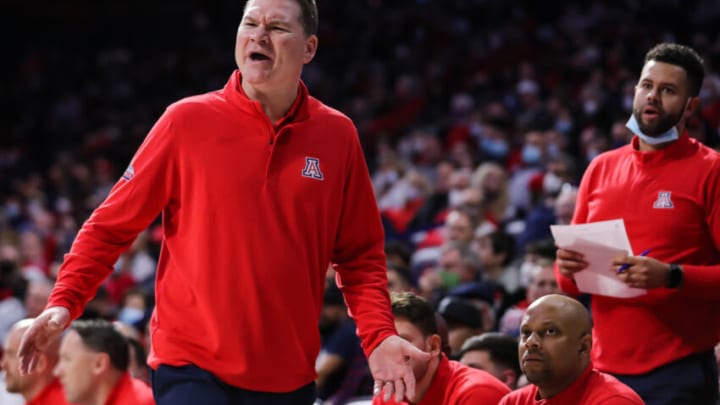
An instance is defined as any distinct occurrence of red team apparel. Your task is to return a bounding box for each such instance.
[499,364,645,405]
[555,134,720,375]
[372,355,510,405]
[103,373,154,405]
[27,379,69,405]
[47,71,396,392]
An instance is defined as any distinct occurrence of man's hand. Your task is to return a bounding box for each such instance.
[18,306,70,374]
[613,255,670,289]
[556,247,588,279]
[368,335,432,403]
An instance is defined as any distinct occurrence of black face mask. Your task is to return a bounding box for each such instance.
[0,259,17,279]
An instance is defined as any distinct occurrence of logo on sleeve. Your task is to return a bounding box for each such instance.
[653,191,674,209]
[302,157,324,180]
[121,163,135,181]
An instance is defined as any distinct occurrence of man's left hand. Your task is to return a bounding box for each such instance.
[613,255,670,289]
[368,335,432,403]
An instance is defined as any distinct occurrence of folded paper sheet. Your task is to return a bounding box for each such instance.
[550,219,646,298]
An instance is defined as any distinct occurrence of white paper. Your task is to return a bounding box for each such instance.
[550,219,646,298]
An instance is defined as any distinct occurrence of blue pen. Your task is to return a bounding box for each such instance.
[617,248,651,273]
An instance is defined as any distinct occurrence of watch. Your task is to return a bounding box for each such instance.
[666,263,684,288]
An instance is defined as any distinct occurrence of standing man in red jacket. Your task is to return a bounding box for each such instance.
[16,0,429,404]
[556,42,720,404]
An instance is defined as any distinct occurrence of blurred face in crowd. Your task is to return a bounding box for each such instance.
[55,330,98,404]
[236,0,317,95]
[438,247,473,283]
[632,60,691,136]
[526,265,560,303]
[24,280,53,318]
[445,211,474,243]
[1,327,27,394]
[387,268,412,293]
[519,296,591,397]
[475,235,502,269]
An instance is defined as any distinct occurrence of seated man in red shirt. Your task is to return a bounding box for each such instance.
[374,292,509,405]
[499,295,644,405]
[54,319,154,405]
[1,319,68,404]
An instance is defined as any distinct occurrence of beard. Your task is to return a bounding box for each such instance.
[633,105,683,136]
[4,374,24,393]
[524,364,553,385]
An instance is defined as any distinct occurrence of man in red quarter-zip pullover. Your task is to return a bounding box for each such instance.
[17,0,430,404]
[556,43,720,405]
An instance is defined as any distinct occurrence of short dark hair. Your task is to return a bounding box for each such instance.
[243,0,318,36]
[391,292,438,337]
[645,43,705,96]
[486,231,516,266]
[460,332,521,377]
[70,319,129,372]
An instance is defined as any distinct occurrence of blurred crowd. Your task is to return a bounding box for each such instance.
[2,0,720,404]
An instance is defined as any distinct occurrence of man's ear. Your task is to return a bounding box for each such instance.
[501,369,518,389]
[579,333,592,356]
[92,353,111,376]
[303,35,318,64]
[427,334,442,356]
[685,96,700,117]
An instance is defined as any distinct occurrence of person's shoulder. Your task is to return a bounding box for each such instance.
[593,144,631,165]
[584,369,644,404]
[690,138,720,165]
[130,377,155,405]
[165,89,225,115]
[496,385,535,405]
[306,96,356,129]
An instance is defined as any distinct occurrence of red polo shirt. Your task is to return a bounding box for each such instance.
[104,373,154,405]
[499,364,644,405]
[373,355,510,405]
[27,379,68,405]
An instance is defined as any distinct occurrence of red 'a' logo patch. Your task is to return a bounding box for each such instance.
[302,157,324,180]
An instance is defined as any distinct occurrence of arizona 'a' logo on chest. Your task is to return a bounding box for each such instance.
[653,191,674,209]
[302,157,324,180]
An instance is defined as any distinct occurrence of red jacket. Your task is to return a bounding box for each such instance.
[48,71,396,391]
[555,134,720,374]
[373,355,510,405]
[104,373,154,405]
[499,364,644,405]
[27,379,69,405]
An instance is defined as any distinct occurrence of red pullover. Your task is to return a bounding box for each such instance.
[373,355,510,405]
[499,364,644,405]
[26,379,68,405]
[48,71,396,392]
[555,134,720,375]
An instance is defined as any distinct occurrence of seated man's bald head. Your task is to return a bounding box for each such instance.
[528,294,592,336]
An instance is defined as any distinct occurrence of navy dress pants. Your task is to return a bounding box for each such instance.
[614,350,718,405]
[151,364,316,405]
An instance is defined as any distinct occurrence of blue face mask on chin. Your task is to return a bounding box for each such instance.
[625,114,679,145]
[625,99,690,145]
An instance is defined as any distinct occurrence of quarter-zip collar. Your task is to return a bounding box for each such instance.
[222,69,311,129]
[630,131,696,166]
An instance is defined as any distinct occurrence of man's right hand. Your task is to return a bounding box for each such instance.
[18,306,70,374]
[556,247,588,279]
